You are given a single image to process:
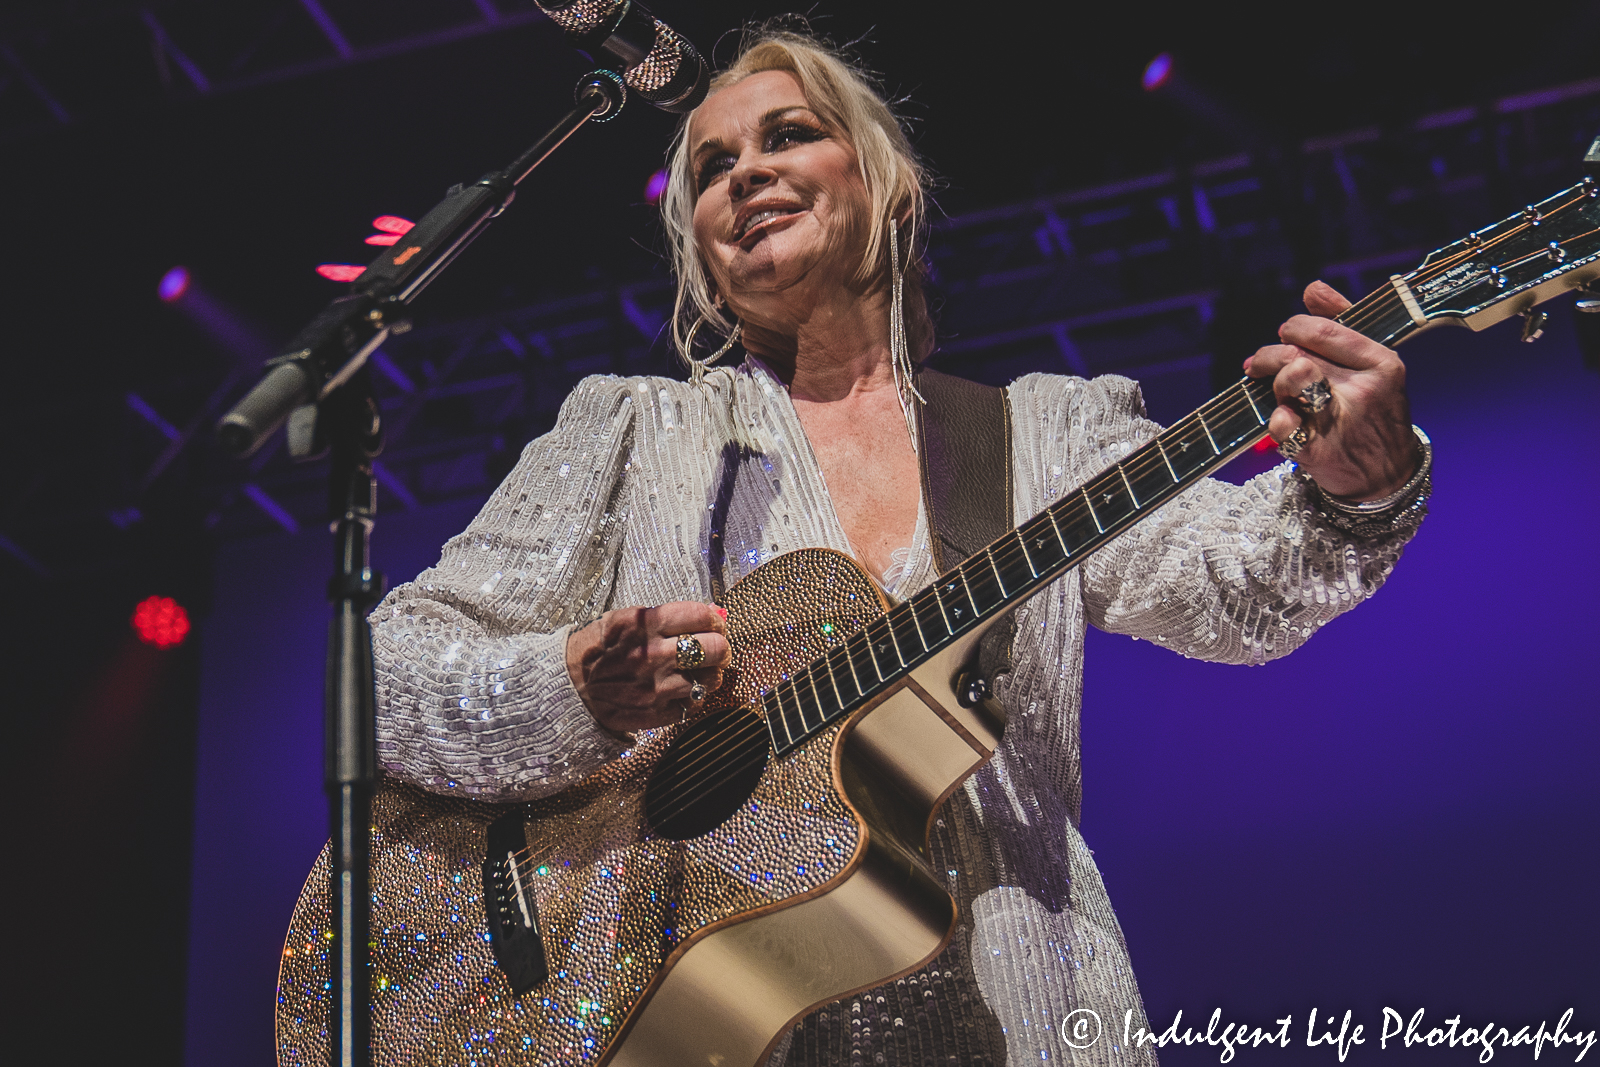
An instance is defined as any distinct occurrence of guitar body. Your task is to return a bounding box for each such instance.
[277,548,1008,1067]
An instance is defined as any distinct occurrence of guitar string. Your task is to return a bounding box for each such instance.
[638,192,1600,816]
[1339,189,1594,336]
[503,196,1600,876]
[1336,188,1588,337]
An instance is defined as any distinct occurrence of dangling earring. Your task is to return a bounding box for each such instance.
[682,315,742,388]
[888,217,926,454]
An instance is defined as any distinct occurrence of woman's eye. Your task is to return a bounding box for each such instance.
[768,123,821,149]
[697,156,733,191]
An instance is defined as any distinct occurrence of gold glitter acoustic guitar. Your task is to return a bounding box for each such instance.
[278,180,1600,1066]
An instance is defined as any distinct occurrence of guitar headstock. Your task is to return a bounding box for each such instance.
[1400,176,1600,332]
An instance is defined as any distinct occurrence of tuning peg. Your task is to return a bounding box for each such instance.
[1520,309,1549,342]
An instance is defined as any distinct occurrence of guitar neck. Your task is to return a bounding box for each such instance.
[760,285,1423,756]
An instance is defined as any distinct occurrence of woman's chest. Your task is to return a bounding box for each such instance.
[792,402,921,583]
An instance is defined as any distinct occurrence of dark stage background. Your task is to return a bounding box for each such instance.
[2,3,1596,1065]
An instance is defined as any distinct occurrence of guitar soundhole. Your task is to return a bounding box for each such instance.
[645,703,770,841]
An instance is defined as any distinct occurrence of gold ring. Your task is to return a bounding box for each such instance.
[1278,425,1311,460]
[675,634,706,670]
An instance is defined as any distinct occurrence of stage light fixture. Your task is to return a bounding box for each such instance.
[158,266,191,303]
[316,264,366,282]
[1142,53,1174,92]
[132,595,191,649]
[644,169,669,205]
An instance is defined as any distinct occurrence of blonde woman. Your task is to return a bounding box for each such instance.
[369,29,1426,1066]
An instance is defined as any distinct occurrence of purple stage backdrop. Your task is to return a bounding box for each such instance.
[184,315,1598,1065]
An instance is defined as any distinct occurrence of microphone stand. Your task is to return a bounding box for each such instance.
[220,69,628,1067]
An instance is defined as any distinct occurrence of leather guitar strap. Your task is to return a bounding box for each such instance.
[915,368,1015,681]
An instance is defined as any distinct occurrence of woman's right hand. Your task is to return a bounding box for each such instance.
[565,602,732,734]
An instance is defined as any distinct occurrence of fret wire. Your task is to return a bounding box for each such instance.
[861,621,889,681]
[1117,462,1141,509]
[773,684,798,746]
[1080,487,1104,534]
[1196,412,1220,454]
[804,669,828,728]
[1012,528,1038,578]
[1155,438,1180,483]
[957,562,981,618]
[905,596,931,653]
[870,614,908,671]
[784,680,807,736]
[985,546,1009,598]
[881,613,909,669]
[1241,378,1267,424]
[930,576,955,634]
[838,641,865,698]
[1045,505,1071,557]
[821,647,847,708]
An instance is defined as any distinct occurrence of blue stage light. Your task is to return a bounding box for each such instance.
[158,265,191,303]
[1142,53,1173,92]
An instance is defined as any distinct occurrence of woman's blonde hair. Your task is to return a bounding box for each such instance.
[659,27,932,363]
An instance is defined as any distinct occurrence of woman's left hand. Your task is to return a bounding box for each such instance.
[1245,280,1419,500]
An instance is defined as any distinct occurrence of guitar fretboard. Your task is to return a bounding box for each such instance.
[759,289,1418,757]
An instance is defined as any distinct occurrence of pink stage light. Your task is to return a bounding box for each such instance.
[365,233,401,246]
[644,169,669,204]
[132,595,191,648]
[1142,53,1174,92]
[317,264,366,282]
[371,215,414,234]
[158,266,191,303]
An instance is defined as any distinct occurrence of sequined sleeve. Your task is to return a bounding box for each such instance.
[1009,372,1424,665]
[370,376,640,799]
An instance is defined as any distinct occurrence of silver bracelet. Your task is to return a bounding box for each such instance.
[1299,426,1432,539]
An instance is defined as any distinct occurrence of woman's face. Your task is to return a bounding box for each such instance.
[688,70,872,328]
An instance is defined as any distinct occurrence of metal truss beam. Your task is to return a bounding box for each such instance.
[0,1,545,140]
[5,75,1595,565]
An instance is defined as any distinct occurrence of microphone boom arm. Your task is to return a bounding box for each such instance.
[216,69,627,458]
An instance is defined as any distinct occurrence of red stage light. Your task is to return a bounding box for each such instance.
[371,215,414,234]
[365,233,401,246]
[317,264,365,282]
[132,595,191,648]
[1253,434,1276,452]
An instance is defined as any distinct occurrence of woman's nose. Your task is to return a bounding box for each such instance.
[729,153,775,200]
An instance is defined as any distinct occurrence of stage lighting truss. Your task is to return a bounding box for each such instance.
[0,1,547,139]
[4,72,1596,556]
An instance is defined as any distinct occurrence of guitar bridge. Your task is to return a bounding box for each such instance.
[482,814,549,995]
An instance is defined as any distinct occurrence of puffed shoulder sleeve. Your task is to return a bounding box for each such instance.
[1010,372,1424,665]
[370,376,639,799]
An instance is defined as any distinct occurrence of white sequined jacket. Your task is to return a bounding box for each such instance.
[371,360,1422,1066]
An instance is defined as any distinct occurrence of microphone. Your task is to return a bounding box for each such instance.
[536,0,709,113]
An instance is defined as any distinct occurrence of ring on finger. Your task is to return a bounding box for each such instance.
[1278,424,1311,460]
[689,681,708,704]
[675,633,707,670]
[1297,378,1332,414]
